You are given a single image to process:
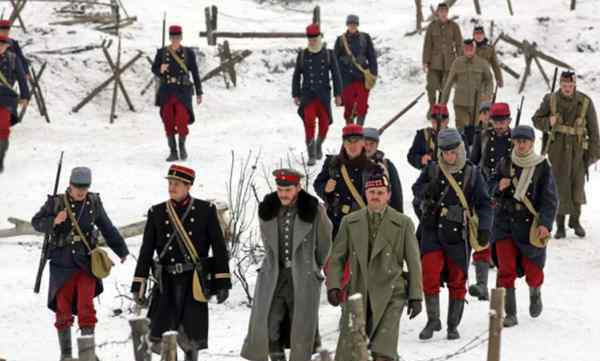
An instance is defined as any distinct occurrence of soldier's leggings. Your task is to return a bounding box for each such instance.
[303,98,329,142]
[426,69,448,107]
[160,95,190,137]
[495,239,544,289]
[0,106,11,140]
[342,80,370,122]
[55,271,97,330]
[421,250,467,300]
[454,105,473,130]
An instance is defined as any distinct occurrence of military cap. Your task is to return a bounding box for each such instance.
[560,70,576,82]
[169,25,182,36]
[363,127,380,142]
[438,128,463,151]
[437,2,449,9]
[273,168,303,187]
[473,25,485,33]
[512,125,535,141]
[342,124,364,140]
[70,167,92,188]
[463,38,475,47]
[490,102,511,121]
[0,20,11,30]
[346,14,359,25]
[365,173,390,190]
[306,24,321,38]
[166,164,195,185]
[479,101,492,113]
[431,104,449,119]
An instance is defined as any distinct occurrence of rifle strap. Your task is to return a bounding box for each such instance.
[0,69,17,95]
[439,165,473,220]
[165,200,199,263]
[167,46,189,73]
[340,164,366,209]
[63,194,93,253]
[158,199,195,260]
[341,33,369,76]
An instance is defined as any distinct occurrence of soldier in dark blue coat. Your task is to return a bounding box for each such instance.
[491,125,558,328]
[152,25,203,162]
[467,102,513,301]
[412,128,492,341]
[407,104,451,171]
[0,34,29,173]
[334,14,378,125]
[292,24,342,166]
[131,165,231,361]
[31,167,129,361]
[0,20,29,75]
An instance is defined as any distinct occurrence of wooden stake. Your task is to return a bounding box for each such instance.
[346,294,369,361]
[312,5,320,25]
[507,0,514,15]
[474,0,482,15]
[109,35,121,123]
[161,331,178,361]
[487,288,505,361]
[102,43,135,111]
[77,335,96,361]
[201,50,252,83]
[570,0,576,11]
[416,0,424,32]
[130,318,152,361]
[533,53,551,90]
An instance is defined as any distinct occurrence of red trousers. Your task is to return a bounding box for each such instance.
[341,80,370,122]
[496,239,544,289]
[0,106,11,140]
[472,247,491,263]
[422,250,467,300]
[55,271,97,331]
[160,95,189,137]
[303,98,329,142]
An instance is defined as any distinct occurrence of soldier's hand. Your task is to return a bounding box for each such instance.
[407,299,422,319]
[197,95,203,105]
[160,64,169,74]
[423,63,429,73]
[120,256,128,264]
[19,99,28,107]
[497,79,504,88]
[421,154,432,166]
[54,210,67,225]
[327,288,342,307]
[324,179,337,193]
[335,96,342,107]
[498,178,511,191]
[549,115,558,127]
[293,97,301,106]
[217,289,229,304]
[537,226,550,240]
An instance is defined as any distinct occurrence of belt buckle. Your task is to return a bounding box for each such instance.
[175,263,184,274]
[73,235,81,242]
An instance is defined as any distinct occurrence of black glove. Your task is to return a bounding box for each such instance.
[130,280,146,306]
[478,229,490,247]
[327,288,341,307]
[217,289,229,304]
[424,180,438,200]
[407,299,422,319]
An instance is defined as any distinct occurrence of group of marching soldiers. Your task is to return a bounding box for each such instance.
[19,3,600,361]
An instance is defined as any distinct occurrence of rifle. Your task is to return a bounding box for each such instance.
[33,151,64,294]
[378,92,425,134]
[492,84,499,103]
[542,67,559,155]
[433,115,440,162]
[161,12,166,49]
[515,95,525,126]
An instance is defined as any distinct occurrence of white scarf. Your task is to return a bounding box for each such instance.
[307,36,324,54]
[511,148,545,201]
[438,143,467,174]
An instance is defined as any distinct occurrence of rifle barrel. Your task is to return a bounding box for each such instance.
[378,92,425,134]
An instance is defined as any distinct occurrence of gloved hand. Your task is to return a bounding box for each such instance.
[424,180,438,200]
[327,288,342,307]
[407,299,422,319]
[478,229,490,247]
[217,289,229,304]
[130,279,146,306]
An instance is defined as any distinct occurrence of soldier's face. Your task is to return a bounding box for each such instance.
[308,37,319,47]
[364,140,379,158]
[344,138,365,159]
[168,180,191,201]
[277,185,301,206]
[69,185,89,202]
[514,139,533,155]
[464,45,476,58]
[170,35,182,45]
[493,118,510,132]
[367,187,390,212]
[442,149,458,164]
[347,24,358,33]
[0,30,8,37]
[474,32,485,42]
[438,8,449,22]
[560,80,575,97]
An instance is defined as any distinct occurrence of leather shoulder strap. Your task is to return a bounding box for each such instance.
[167,46,189,73]
[340,164,366,209]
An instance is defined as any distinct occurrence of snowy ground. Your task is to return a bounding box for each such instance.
[1,0,599,360]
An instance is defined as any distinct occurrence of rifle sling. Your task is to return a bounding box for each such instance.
[340,164,366,209]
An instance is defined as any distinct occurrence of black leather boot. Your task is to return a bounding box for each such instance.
[306,140,316,166]
[568,213,586,238]
[269,340,286,361]
[529,287,543,318]
[166,135,179,162]
[178,135,188,161]
[468,261,490,301]
[356,115,366,126]
[184,349,199,361]
[503,288,518,327]
[447,298,465,340]
[554,215,566,239]
[0,139,8,173]
[419,294,442,340]
[315,137,325,160]
[57,328,72,361]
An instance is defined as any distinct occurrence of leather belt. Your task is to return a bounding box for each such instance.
[165,262,195,274]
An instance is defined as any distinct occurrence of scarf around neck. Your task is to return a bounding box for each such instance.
[511,148,545,201]
[307,36,324,53]
[438,143,467,174]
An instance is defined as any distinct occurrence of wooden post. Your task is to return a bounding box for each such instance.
[211,5,218,30]
[78,335,96,361]
[506,0,514,16]
[487,288,505,361]
[201,49,252,83]
[415,0,423,32]
[570,0,576,11]
[130,317,152,361]
[474,0,482,15]
[312,5,320,25]
[346,294,369,361]
[204,7,215,46]
[489,21,495,43]
[161,331,178,361]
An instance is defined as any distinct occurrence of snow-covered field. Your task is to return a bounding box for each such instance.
[1,0,599,360]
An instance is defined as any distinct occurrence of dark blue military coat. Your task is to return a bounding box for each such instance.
[31,192,129,312]
[8,39,29,74]
[470,128,512,190]
[333,31,378,87]
[0,50,30,126]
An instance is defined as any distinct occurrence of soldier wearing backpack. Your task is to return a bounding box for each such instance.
[0,34,29,173]
[292,24,342,166]
[412,128,492,341]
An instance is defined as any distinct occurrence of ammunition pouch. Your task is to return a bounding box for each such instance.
[164,75,192,86]
[441,205,465,225]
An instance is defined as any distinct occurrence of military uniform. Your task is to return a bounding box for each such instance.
[242,170,332,361]
[532,86,600,236]
[472,26,502,88]
[412,129,492,340]
[441,51,493,130]
[407,127,439,170]
[491,125,559,326]
[422,17,463,115]
[31,167,129,360]
[131,166,231,360]
[152,25,203,162]
[292,24,342,164]
[0,20,29,74]
[334,15,378,125]
[0,34,30,173]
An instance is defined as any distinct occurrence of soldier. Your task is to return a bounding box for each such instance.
[492,125,558,327]
[407,104,450,171]
[241,169,332,361]
[422,2,463,118]
[327,173,423,361]
[412,129,492,340]
[0,34,29,173]
[152,25,203,162]
[363,127,403,213]
[467,102,513,301]
[441,39,493,130]
[313,124,380,237]
[131,165,231,361]
[532,70,600,238]
[334,14,378,125]
[0,19,29,76]
[473,26,503,89]
[292,24,342,166]
[31,167,129,361]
